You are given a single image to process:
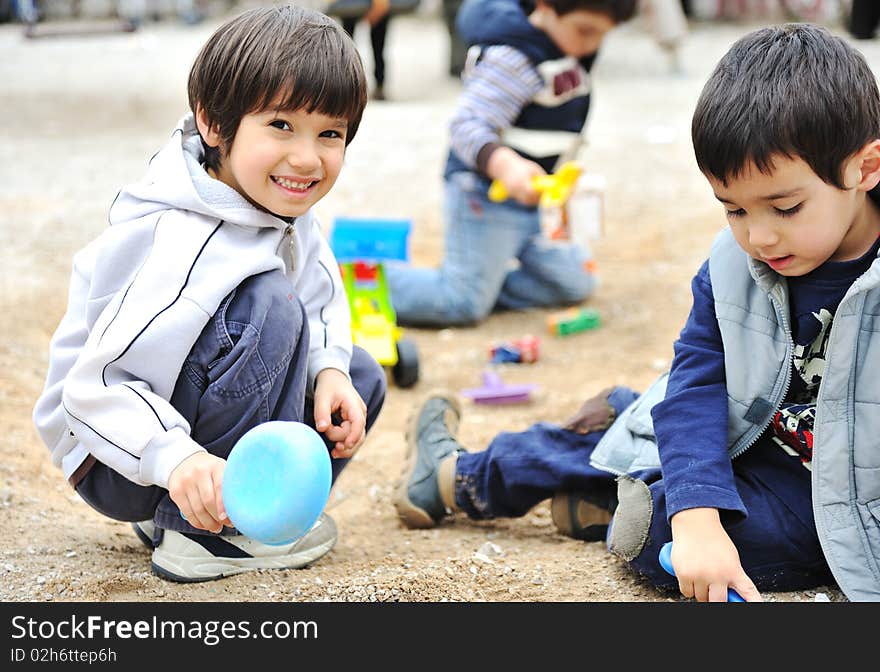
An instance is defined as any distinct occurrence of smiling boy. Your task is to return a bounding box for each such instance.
[32,5,386,582]
[385,0,637,327]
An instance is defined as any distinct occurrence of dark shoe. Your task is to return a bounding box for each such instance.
[562,386,617,434]
[551,491,617,542]
[393,394,464,528]
[150,513,337,582]
[372,85,386,101]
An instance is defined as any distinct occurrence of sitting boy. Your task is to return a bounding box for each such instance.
[32,5,386,582]
[395,23,880,601]
[385,0,637,327]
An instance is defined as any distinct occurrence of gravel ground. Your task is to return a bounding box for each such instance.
[1,4,870,602]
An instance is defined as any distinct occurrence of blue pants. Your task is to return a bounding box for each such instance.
[75,270,387,536]
[384,171,596,327]
[455,387,834,593]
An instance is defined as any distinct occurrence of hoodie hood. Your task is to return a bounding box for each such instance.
[456,0,596,69]
[108,113,287,233]
[457,0,559,62]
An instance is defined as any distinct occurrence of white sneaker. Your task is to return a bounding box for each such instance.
[132,520,157,549]
[150,513,338,582]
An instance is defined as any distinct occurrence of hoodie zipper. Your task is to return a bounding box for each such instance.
[730,257,879,462]
[278,222,295,273]
[727,283,794,460]
[735,266,872,462]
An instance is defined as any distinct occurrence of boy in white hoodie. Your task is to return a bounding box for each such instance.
[32,5,386,582]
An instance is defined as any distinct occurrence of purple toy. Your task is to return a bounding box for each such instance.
[460,370,538,404]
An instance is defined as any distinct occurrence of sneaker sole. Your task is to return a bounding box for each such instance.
[392,394,461,529]
[150,535,337,583]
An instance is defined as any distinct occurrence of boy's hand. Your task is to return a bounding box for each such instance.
[669,507,762,602]
[314,367,367,459]
[487,147,544,206]
[168,452,232,534]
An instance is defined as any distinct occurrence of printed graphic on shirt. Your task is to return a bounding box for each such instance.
[534,57,592,107]
[770,308,833,469]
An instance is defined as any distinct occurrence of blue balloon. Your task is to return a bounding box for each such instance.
[222,421,331,546]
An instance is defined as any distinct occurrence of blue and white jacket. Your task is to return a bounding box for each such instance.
[32,114,352,491]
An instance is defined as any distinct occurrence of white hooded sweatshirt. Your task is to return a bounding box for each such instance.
[33,114,352,490]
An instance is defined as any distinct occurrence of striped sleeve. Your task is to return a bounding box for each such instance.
[449,45,543,171]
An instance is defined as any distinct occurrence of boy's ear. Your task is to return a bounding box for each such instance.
[195,106,222,149]
[847,139,880,192]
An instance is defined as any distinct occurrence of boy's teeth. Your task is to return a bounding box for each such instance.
[275,177,312,190]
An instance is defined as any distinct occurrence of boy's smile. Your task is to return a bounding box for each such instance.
[198,104,347,219]
[707,153,880,277]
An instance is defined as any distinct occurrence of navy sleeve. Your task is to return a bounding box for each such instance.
[651,260,747,522]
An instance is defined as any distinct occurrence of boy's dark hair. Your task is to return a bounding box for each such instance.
[692,23,880,188]
[188,4,368,172]
[532,0,637,22]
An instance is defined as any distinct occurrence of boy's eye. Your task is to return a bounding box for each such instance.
[320,129,344,140]
[269,119,291,131]
[774,203,803,218]
[725,208,746,218]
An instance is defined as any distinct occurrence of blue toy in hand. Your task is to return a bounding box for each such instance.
[659,541,746,602]
[222,421,332,546]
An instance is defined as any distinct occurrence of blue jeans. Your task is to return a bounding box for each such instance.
[75,270,387,536]
[385,171,596,327]
[454,387,834,593]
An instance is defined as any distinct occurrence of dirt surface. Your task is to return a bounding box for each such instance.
[1,7,867,602]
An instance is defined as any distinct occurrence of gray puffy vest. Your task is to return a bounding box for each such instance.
[591,227,880,601]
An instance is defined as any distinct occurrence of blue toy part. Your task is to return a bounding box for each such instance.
[330,217,412,262]
[491,345,522,364]
[222,421,332,546]
[658,541,746,602]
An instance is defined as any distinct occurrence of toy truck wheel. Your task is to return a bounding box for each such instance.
[392,338,419,388]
